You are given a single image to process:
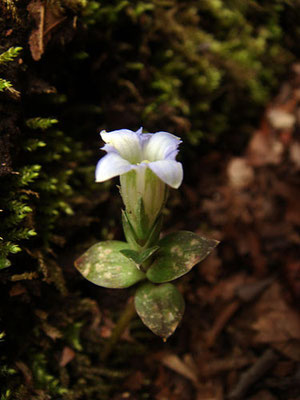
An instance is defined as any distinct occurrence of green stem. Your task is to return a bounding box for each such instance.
[101,297,136,362]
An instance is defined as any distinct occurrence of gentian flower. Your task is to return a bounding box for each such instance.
[95,128,183,240]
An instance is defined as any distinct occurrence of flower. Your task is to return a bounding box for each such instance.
[95,128,183,241]
[95,128,183,188]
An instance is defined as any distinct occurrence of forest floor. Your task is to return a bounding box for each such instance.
[91,64,300,400]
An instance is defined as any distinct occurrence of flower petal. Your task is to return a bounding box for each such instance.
[148,160,183,189]
[95,153,132,182]
[100,129,142,164]
[143,131,181,162]
[101,144,119,154]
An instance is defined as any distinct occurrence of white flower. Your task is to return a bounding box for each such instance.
[95,128,183,240]
[95,128,183,189]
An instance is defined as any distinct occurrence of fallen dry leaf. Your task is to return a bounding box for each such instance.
[247,131,284,166]
[27,0,68,61]
[267,108,296,130]
[252,282,300,343]
[272,341,300,361]
[60,346,75,367]
[227,157,254,189]
[27,0,45,61]
[289,141,300,169]
[161,353,198,384]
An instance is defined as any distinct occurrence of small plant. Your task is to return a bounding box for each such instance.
[75,128,218,342]
[0,47,22,97]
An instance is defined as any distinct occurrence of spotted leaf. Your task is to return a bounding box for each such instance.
[146,231,219,283]
[134,282,185,339]
[74,241,145,288]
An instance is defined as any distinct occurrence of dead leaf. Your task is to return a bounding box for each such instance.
[252,282,300,343]
[27,0,45,61]
[9,284,27,296]
[208,274,249,303]
[247,131,284,166]
[60,346,75,367]
[235,276,274,303]
[227,158,254,189]
[272,341,300,361]
[15,361,33,385]
[161,353,198,384]
[289,142,300,169]
[27,0,67,61]
[267,109,296,130]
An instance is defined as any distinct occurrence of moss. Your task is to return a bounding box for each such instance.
[77,0,295,147]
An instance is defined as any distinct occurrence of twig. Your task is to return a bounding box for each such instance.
[206,300,240,347]
[227,348,279,400]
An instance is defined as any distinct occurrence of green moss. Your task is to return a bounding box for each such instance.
[0,47,22,96]
[77,0,295,145]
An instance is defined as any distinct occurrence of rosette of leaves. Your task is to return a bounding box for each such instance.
[75,213,218,339]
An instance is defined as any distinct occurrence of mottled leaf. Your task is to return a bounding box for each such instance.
[74,241,145,288]
[134,282,185,339]
[146,231,219,283]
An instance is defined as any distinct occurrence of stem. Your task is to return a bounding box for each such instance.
[101,297,136,362]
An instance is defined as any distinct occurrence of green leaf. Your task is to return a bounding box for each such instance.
[0,258,11,270]
[0,47,22,64]
[121,210,139,250]
[120,246,159,265]
[134,282,185,339]
[74,241,145,288]
[146,231,219,283]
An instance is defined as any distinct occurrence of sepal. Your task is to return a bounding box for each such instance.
[134,197,150,241]
[143,214,163,249]
[120,246,159,266]
[122,210,140,250]
[121,198,150,246]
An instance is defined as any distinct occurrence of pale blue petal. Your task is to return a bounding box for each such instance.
[136,127,143,135]
[95,153,132,182]
[139,133,153,146]
[143,131,182,162]
[100,129,142,164]
[101,144,118,153]
[148,160,183,188]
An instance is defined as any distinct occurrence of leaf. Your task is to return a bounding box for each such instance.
[74,241,145,288]
[27,0,67,61]
[161,353,198,383]
[120,246,159,265]
[252,282,300,343]
[146,231,219,283]
[134,282,185,339]
[27,0,45,61]
[121,210,139,250]
[0,258,11,270]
